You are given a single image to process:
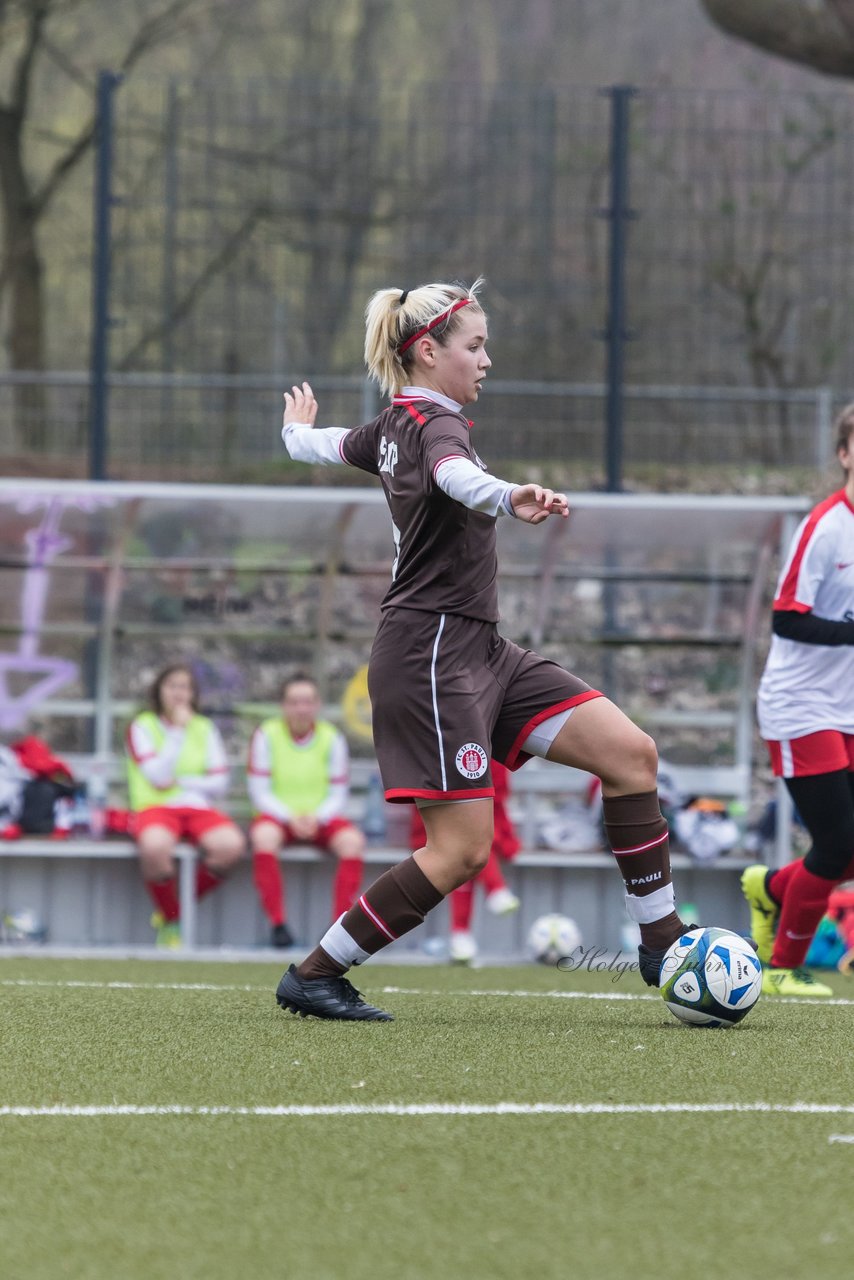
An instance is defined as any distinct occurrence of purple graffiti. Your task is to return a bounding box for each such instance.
[0,495,114,732]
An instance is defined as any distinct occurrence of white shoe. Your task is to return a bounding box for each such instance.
[449,931,478,964]
[485,887,520,916]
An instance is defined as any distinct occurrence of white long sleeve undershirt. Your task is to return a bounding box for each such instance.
[433,456,517,517]
[282,424,517,517]
[282,423,349,465]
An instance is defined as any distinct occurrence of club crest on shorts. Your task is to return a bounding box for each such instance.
[455,743,488,779]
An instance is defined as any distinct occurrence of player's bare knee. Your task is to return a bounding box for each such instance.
[458,837,492,879]
[137,840,174,881]
[251,821,282,856]
[332,830,365,861]
[204,827,245,871]
[602,727,658,793]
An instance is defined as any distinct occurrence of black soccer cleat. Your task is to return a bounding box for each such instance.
[271,922,296,948]
[637,922,702,988]
[637,942,668,988]
[275,964,394,1022]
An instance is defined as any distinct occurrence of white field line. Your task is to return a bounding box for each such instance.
[0,978,264,992]
[0,1095,854,1116]
[2,1101,854,1119]
[3,978,854,1007]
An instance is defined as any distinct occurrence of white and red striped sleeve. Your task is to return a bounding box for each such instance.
[773,499,839,613]
[315,730,350,823]
[247,725,291,822]
[175,722,229,800]
[126,717,183,790]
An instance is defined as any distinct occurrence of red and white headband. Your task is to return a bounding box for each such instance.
[397,298,472,355]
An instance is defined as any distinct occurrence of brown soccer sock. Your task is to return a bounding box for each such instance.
[297,856,445,980]
[603,790,683,950]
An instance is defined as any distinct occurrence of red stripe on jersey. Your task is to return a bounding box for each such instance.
[384,786,495,803]
[404,403,427,425]
[503,690,604,771]
[774,490,847,610]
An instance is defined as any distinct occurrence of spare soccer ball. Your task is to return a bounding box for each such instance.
[1,908,47,944]
[659,926,761,1028]
[527,913,582,965]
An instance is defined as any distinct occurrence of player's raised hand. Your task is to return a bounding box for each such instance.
[510,484,569,524]
[283,381,318,428]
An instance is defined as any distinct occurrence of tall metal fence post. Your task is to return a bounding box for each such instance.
[816,386,833,469]
[89,70,121,481]
[603,85,635,494]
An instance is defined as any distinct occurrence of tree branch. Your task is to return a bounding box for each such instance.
[700,0,854,77]
[115,204,270,369]
[10,0,50,118]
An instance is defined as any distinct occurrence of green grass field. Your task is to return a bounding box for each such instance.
[2,953,854,1280]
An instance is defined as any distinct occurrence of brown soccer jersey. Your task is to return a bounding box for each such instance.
[341,393,500,622]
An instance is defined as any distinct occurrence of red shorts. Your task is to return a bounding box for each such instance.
[766,730,854,778]
[250,815,356,850]
[133,806,236,842]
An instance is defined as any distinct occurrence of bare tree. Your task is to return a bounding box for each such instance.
[701,0,854,77]
[0,0,234,449]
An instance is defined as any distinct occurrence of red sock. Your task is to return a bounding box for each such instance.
[767,860,800,905]
[146,877,180,922]
[772,862,838,968]
[253,852,285,926]
[477,852,506,896]
[196,864,223,900]
[332,858,363,919]
[450,880,475,932]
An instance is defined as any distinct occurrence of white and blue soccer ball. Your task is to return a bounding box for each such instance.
[527,913,582,965]
[659,926,762,1028]
[1,908,47,945]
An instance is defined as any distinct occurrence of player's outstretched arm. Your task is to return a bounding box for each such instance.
[282,381,350,466]
[283,381,318,428]
[510,484,569,525]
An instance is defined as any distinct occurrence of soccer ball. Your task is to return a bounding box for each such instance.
[1,908,47,944]
[659,926,762,1028]
[527,913,582,965]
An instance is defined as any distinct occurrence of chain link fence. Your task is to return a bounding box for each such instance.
[3,78,854,484]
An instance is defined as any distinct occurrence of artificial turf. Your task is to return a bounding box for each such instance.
[1,954,853,1280]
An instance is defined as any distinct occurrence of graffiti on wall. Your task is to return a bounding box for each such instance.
[0,496,113,732]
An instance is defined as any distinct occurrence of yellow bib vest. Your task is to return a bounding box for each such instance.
[127,711,215,811]
[258,718,338,816]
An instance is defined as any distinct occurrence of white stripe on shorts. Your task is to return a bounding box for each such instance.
[430,614,448,791]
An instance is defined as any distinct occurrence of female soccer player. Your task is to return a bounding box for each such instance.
[275,278,688,1020]
[409,757,521,964]
[742,404,854,998]
[126,663,245,947]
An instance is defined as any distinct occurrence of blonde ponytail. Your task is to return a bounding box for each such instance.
[364,278,485,399]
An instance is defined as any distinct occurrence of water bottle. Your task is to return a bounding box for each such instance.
[70,786,91,839]
[362,773,387,843]
[53,796,73,837]
[86,759,108,840]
